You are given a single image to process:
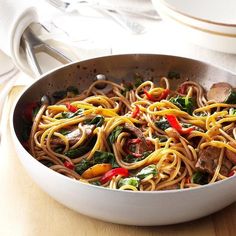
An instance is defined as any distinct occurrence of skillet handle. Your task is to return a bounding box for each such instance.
[21,24,73,76]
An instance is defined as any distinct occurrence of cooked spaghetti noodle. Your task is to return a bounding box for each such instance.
[24,76,236,191]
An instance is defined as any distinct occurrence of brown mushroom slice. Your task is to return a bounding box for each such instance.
[225,141,236,165]
[207,82,232,102]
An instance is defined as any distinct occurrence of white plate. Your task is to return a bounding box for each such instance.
[151,0,236,53]
[160,0,236,26]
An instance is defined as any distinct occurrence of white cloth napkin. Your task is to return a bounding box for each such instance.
[0,0,38,74]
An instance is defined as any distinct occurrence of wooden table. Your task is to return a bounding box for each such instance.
[1,86,236,236]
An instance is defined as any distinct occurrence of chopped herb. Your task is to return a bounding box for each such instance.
[192,171,209,185]
[40,160,54,167]
[168,71,180,79]
[93,151,118,168]
[225,91,236,104]
[108,126,123,144]
[154,135,168,142]
[118,177,140,188]
[155,118,170,131]
[84,115,104,127]
[54,147,64,154]
[229,108,236,115]
[64,136,96,158]
[59,129,71,135]
[136,164,157,179]
[90,180,101,186]
[75,159,91,175]
[61,109,84,119]
[169,96,194,114]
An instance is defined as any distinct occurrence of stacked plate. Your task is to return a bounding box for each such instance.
[151,0,236,54]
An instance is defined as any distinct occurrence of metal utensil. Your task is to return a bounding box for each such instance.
[47,0,146,34]
[21,25,72,76]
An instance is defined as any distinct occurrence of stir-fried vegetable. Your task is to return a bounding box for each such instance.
[131,105,140,118]
[75,159,91,175]
[66,102,78,113]
[169,95,194,114]
[61,109,84,119]
[155,118,170,131]
[108,126,123,144]
[136,164,157,179]
[225,91,236,104]
[118,177,140,188]
[64,161,74,170]
[100,168,129,184]
[191,171,209,185]
[82,163,112,179]
[84,115,104,127]
[166,115,194,135]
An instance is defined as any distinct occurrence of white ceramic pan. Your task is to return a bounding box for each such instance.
[10,51,236,226]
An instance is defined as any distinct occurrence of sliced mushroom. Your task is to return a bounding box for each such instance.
[207,82,232,102]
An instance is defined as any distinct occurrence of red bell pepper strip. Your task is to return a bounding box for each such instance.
[125,138,143,158]
[64,160,74,170]
[157,89,170,101]
[228,170,236,177]
[131,105,140,118]
[165,114,195,135]
[143,89,156,102]
[100,168,129,184]
[66,102,78,113]
[144,89,169,102]
[177,84,188,95]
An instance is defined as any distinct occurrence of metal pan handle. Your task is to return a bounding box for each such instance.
[21,24,72,76]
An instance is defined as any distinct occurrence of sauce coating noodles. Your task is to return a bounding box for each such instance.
[27,77,236,191]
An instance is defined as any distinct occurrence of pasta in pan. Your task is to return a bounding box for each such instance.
[24,76,236,191]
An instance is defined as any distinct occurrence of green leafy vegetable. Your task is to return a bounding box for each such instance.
[118,177,140,188]
[32,106,40,119]
[108,126,123,144]
[93,151,118,168]
[61,109,84,119]
[59,129,71,135]
[84,115,104,127]
[54,147,64,154]
[90,180,101,186]
[225,91,236,104]
[75,159,91,175]
[167,71,180,79]
[155,118,170,131]
[40,160,54,167]
[136,164,157,179]
[169,96,194,114]
[64,137,96,158]
[229,108,236,115]
[192,171,209,185]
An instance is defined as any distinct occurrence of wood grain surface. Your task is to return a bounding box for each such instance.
[1,86,236,236]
